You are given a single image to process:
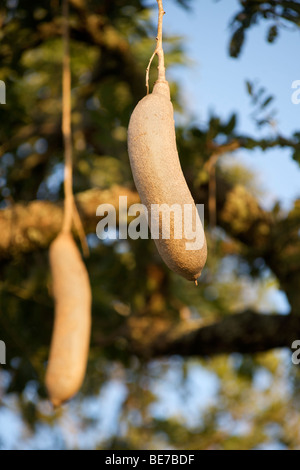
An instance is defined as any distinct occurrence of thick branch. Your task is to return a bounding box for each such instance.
[127,310,300,358]
[0,186,139,259]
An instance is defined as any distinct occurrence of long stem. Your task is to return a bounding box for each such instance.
[146,0,166,94]
[62,0,73,233]
[156,0,166,81]
[73,200,89,257]
[209,162,216,229]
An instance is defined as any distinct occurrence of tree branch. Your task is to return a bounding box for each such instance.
[0,186,139,259]
[127,310,300,358]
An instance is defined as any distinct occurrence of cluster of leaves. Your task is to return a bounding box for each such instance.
[229,0,300,57]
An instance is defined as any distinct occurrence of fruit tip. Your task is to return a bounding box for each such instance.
[49,397,62,410]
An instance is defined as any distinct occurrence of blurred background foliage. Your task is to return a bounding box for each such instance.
[0,0,300,450]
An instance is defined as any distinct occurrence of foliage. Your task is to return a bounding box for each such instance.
[228,0,300,57]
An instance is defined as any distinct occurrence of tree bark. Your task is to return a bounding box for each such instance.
[0,186,139,259]
[127,310,299,358]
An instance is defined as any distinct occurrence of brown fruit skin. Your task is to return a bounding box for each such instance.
[45,232,91,407]
[128,81,207,281]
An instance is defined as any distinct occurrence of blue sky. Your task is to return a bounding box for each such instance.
[162,0,300,210]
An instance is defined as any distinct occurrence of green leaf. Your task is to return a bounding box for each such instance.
[224,114,237,134]
[229,27,245,58]
[261,96,274,109]
[246,80,253,96]
[267,25,278,43]
[292,148,300,164]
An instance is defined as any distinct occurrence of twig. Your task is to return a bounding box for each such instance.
[204,141,240,229]
[146,0,166,94]
[209,159,217,229]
